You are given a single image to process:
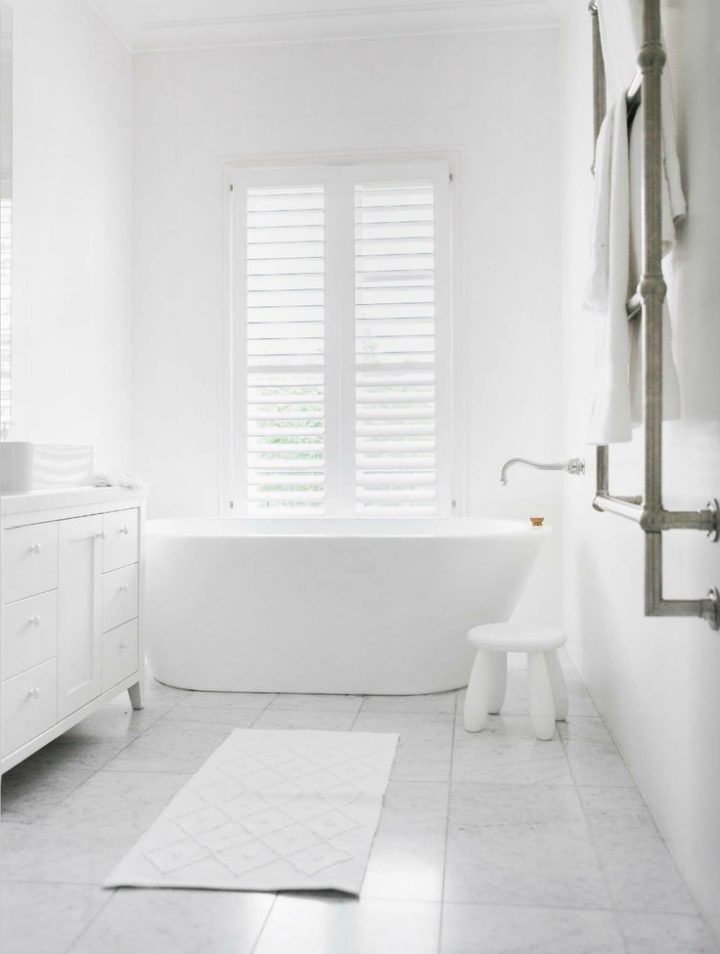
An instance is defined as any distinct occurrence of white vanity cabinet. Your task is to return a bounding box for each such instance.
[0,488,145,773]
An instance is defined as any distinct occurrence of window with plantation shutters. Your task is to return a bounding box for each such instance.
[228,160,452,518]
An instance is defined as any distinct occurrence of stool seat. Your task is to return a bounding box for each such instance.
[464,623,569,740]
[467,623,567,654]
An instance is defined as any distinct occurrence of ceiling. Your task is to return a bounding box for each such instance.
[88,0,561,52]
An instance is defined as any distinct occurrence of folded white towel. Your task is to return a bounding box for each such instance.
[92,470,145,491]
[584,91,684,445]
[585,98,633,444]
[585,0,686,446]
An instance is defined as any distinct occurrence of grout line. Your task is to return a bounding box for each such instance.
[248,894,280,954]
[435,690,458,954]
[60,886,118,954]
[249,697,277,727]
[349,700,364,730]
[557,722,629,953]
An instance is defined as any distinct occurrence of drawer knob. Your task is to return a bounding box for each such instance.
[27,687,40,699]
[96,531,107,540]
[28,616,41,627]
[29,544,42,554]
[120,526,130,535]
[119,640,129,650]
[119,583,130,593]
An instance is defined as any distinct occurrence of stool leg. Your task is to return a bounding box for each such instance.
[488,652,507,715]
[527,651,556,741]
[545,650,568,722]
[464,648,495,732]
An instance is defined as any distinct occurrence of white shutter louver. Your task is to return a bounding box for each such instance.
[244,185,326,514]
[354,181,437,514]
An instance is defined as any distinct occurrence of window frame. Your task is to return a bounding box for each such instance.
[223,156,456,519]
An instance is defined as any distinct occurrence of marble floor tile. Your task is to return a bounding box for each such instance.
[359,691,457,715]
[1,754,99,822]
[0,770,189,885]
[56,702,171,742]
[1,730,144,822]
[251,708,358,730]
[559,718,635,787]
[579,786,699,914]
[159,706,260,727]
[101,718,233,774]
[353,712,454,782]
[267,693,363,713]
[0,818,37,878]
[253,896,441,954]
[175,690,276,710]
[361,781,448,902]
[617,911,719,953]
[0,882,109,954]
[440,903,625,954]
[67,888,274,954]
[1,677,716,954]
[444,782,610,909]
[452,715,574,786]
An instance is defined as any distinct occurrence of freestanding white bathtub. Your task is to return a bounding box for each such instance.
[146,518,547,695]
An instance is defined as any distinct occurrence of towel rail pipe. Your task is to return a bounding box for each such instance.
[593,495,643,522]
[587,0,719,630]
[640,0,665,518]
[589,0,610,502]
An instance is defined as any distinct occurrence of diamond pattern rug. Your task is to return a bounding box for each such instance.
[105,729,399,895]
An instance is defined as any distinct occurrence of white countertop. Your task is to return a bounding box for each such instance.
[1,485,147,516]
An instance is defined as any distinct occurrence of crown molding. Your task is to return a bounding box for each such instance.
[90,0,560,54]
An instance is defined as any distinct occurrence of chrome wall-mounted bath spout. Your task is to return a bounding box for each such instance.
[500,457,586,486]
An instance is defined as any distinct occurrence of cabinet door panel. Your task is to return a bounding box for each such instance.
[57,515,103,719]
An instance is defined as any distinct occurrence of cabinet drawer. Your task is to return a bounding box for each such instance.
[102,564,138,633]
[2,522,58,605]
[103,509,139,572]
[1,659,57,757]
[1,591,58,682]
[102,619,138,692]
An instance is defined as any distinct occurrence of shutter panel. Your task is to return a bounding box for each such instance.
[244,185,325,514]
[0,191,11,433]
[354,180,438,514]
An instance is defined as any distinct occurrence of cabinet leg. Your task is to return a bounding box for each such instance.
[128,680,144,710]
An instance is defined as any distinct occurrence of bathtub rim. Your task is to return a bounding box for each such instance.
[146,516,552,541]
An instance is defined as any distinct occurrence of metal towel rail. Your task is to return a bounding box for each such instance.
[588,0,719,629]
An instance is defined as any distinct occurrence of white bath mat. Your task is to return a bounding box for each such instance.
[106,729,398,895]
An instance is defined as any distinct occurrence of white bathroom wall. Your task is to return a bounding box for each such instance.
[560,0,720,939]
[133,28,565,621]
[10,0,133,469]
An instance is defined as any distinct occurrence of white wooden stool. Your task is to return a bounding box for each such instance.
[463,623,568,741]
